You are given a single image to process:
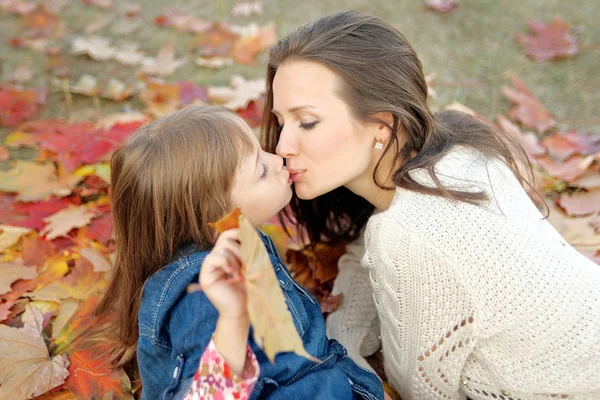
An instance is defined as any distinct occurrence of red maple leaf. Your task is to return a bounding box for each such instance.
[515,18,579,62]
[86,212,114,245]
[0,86,42,127]
[18,120,144,171]
[501,75,556,133]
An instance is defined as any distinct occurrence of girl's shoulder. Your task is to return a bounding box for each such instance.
[138,245,211,338]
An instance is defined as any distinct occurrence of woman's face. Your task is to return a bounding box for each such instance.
[272,60,376,200]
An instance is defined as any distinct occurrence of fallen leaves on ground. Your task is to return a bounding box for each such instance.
[0,3,597,398]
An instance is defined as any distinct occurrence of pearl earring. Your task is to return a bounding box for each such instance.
[375,140,383,150]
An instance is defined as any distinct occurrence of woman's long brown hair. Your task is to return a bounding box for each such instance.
[262,11,540,246]
[84,105,253,376]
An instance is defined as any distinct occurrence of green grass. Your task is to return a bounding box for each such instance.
[1,0,598,148]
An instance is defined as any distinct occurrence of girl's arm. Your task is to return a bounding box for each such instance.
[184,229,260,399]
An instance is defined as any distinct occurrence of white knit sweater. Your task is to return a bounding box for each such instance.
[326,146,600,400]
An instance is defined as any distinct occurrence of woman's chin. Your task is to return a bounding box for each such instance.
[294,183,318,200]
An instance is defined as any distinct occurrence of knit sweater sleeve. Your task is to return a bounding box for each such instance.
[325,233,381,372]
[364,215,479,400]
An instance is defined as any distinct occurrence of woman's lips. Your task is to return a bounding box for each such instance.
[289,169,306,183]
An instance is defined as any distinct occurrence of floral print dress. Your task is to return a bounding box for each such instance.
[183,339,259,400]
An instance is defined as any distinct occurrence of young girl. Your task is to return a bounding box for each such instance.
[94,105,384,400]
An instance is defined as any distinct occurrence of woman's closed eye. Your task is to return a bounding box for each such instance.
[300,121,318,130]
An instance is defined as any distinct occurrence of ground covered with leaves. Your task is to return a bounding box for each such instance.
[0,1,598,399]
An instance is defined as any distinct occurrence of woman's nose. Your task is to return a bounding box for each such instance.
[275,127,298,159]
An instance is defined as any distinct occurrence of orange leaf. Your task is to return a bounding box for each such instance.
[0,253,69,321]
[232,24,277,65]
[50,297,133,399]
[27,258,108,302]
[194,23,240,58]
[501,75,556,133]
[210,208,242,233]
[515,18,579,62]
[62,348,134,400]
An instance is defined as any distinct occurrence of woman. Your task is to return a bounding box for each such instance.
[262,10,600,400]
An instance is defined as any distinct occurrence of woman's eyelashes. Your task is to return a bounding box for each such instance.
[275,121,319,133]
[300,121,318,130]
[260,163,269,178]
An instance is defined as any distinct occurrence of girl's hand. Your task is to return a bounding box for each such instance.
[200,229,247,319]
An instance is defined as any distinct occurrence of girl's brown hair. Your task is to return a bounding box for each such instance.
[262,10,537,245]
[90,105,253,373]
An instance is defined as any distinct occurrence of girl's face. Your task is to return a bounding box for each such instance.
[272,60,378,200]
[231,124,293,226]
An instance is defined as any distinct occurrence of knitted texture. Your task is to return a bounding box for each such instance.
[338,146,600,399]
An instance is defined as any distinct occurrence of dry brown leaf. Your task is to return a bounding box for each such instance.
[71,36,115,61]
[0,305,70,399]
[195,56,234,69]
[6,60,33,84]
[139,42,187,77]
[69,74,99,96]
[40,205,96,240]
[238,214,317,363]
[547,201,600,253]
[232,1,263,17]
[559,190,600,217]
[0,160,83,201]
[0,224,32,251]
[515,18,579,62]
[542,131,600,162]
[572,171,600,190]
[0,260,37,295]
[496,115,546,157]
[113,42,145,66]
[502,75,556,133]
[101,78,137,102]
[208,75,265,110]
[535,155,593,182]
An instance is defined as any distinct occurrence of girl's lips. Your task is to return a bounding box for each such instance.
[289,169,306,183]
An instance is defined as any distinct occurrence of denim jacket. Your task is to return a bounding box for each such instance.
[137,230,383,400]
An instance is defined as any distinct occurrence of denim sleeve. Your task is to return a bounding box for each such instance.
[137,334,172,400]
[167,286,220,393]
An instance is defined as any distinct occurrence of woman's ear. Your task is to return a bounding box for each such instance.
[371,111,395,142]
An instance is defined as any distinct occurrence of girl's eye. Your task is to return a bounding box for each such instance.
[300,121,318,130]
[260,163,269,179]
[276,125,284,134]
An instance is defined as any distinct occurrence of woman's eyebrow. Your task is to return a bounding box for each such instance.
[272,105,316,115]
